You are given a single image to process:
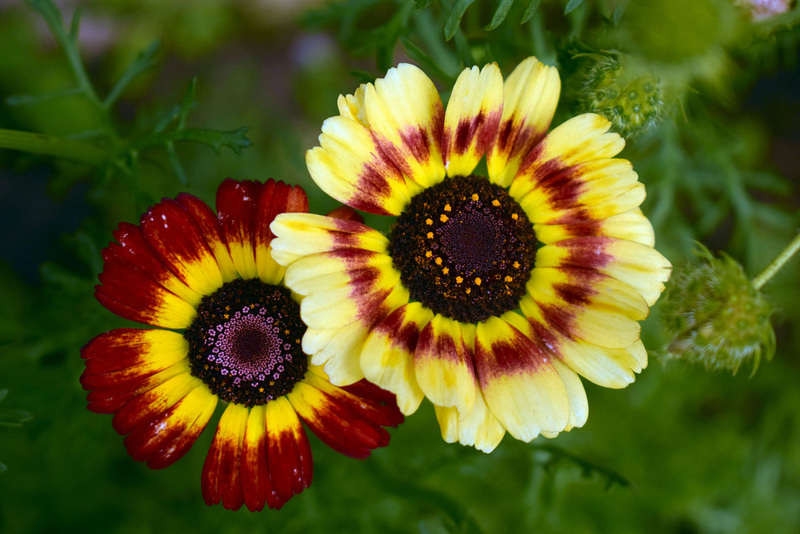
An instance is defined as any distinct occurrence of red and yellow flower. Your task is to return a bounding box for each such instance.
[81,179,403,510]
[270,57,672,452]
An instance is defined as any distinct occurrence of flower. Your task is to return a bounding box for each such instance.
[270,57,672,453]
[80,179,404,511]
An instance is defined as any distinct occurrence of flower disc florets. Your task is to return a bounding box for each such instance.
[185,278,308,406]
[388,175,537,324]
[661,245,774,375]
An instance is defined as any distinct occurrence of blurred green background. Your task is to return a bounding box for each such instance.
[1,0,800,532]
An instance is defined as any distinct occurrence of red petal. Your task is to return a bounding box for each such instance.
[201,404,248,511]
[264,398,313,510]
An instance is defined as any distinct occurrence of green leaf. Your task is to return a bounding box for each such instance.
[521,0,541,24]
[5,87,83,106]
[178,78,197,130]
[0,409,34,428]
[612,1,627,24]
[485,0,516,30]
[68,6,82,43]
[0,390,33,428]
[415,0,435,7]
[166,142,187,185]
[564,0,585,14]
[444,0,477,41]
[103,39,161,110]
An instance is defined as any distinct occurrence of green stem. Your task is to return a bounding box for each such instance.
[0,128,109,166]
[28,0,120,144]
[752,231,800,290]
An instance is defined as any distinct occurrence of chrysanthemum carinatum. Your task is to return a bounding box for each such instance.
[81,179,404,510]
[270,58,672,453]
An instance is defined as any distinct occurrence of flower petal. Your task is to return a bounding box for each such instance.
[337,84,369,126]
[434,389,506,453]
[103,222,203,306]
[442,63,503,178]
[254,179,308,284]
[308,115,414,215]
[303,322,370,385]
[550,358,588,431]
[111,366,201,435]
[536,236,671,306]
[95,259,198,329]
[216,179,262,279]
[522,295,649,388]
[264,397,313,510]
[360,302,432,415]
[486,57,560,187]
[140,198,224,298]
[84,363,186,414]
[523,265,648,349]
[123,383,216,469]
[510,113,625,203]
[80,328,188,392]
[287,373,399,459]
[241,404,271,512]
[201,403,248,511]
[270,213,388,266]
[175,193,239,283]
[534,208,656,246]
[364,63,446,189]
[514,158,645,226]
[286,249,408,330]
[414,315,477,415]
[474,314,570,442]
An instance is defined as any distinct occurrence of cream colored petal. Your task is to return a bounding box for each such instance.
[486,57,560,188]
[442,63,503,178]
[364,63,446,189]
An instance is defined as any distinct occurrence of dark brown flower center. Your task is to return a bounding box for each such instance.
[388,175,537,324]
[185,278,307,406]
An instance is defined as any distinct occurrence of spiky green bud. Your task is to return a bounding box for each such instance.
[579,54,665,138]
[661,244,775,376]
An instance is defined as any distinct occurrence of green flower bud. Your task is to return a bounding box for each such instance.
[661,244,775,376]
[578,54,665,138]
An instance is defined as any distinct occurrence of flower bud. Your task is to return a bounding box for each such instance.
[661,244,775,375]
[578,54,665,138]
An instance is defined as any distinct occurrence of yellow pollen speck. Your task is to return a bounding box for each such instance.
[471,193,479,201]
[504,275,513,282]
[513,261,520,268]
[426,218,433,225]
[466,288,471,294]
[442,267,449,274]
[425,251,432,258]
[435,257,442,265]
[456,276,464,284]
[444,204,452,212]
[223,314,230,319]
[492,199,500,207]
[440,214,449,223]
[475,277,482,286]
[511,213,519,220]
[427,232,434,239]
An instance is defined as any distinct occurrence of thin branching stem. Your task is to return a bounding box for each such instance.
[752,231,800,290]
[0,128,108,166]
